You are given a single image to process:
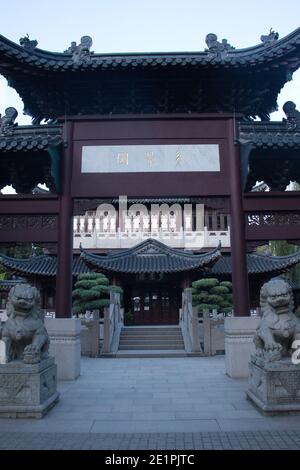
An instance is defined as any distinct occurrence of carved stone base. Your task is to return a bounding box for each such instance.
[45,318,81,380]
[0,357,59,418]
[224,316,260,378]
[247,358,300,414]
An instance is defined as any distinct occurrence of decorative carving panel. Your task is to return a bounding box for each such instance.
[0,215,58,231]
[247,212,300,227]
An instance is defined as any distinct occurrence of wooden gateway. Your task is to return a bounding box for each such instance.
[1,28,300,323]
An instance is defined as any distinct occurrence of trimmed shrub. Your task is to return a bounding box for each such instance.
[72,272,123,316]
[188,277,233,316]
[192,278,219,289]
[220,281,232,289]
[210,285,230,295]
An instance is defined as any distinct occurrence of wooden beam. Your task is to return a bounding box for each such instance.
[0,195,59,215]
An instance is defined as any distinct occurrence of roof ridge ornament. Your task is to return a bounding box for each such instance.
[283,101,300,131]
[205,33,235,59]
[19,34,38,50]
[0,107,18,136]
[260,28,279,45]
[64,35,94,64]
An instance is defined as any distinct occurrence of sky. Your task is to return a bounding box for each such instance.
[0,0,300,124]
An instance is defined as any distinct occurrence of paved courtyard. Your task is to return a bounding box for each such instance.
[1,356,300,449]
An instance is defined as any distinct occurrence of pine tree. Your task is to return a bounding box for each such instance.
[72,272,122,316]
[189,278,233,316]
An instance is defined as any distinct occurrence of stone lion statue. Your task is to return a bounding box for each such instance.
[0,284,49,364]
[254,278,300,363]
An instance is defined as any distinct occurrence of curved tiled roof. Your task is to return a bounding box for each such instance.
[1,29,300,122]
[0,253,89,277]
[80,239,221,274]
[211,251,300,275]
[1,29,300,71]
[1,243,300,277]
[0,125,62,152]
[239,122,300,149]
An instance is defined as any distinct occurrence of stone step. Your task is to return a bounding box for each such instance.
[118,344,185,350]
[120,333,183,339]
[118,326,185,355]
[122,328,181,333]
[119,339,184,345]
[115,350,190,358]
[122,328,181,335]
[102,350,203,358]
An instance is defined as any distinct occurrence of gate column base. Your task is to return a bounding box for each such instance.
[45,318,81,380]
[225,316,260,378]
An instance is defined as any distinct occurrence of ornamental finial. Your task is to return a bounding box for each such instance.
[205,33,235,59]
[260,28,279,45]
[19,34,38,50]
[283,101,300,130]
[64,36,93,64]
[0,107,18,136]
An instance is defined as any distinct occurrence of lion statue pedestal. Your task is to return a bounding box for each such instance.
[247,278,300,414]
[0,284,59,418]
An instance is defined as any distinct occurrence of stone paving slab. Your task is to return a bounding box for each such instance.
[0,356,300,446]
[1,430,300,450]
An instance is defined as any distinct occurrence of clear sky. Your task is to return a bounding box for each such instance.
[0,0,300,123]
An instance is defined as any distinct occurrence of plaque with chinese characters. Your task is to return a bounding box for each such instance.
[81,144,220,173]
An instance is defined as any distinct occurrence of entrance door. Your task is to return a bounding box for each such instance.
[129,284,179,325]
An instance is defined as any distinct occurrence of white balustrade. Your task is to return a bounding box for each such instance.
[72,214,230,250]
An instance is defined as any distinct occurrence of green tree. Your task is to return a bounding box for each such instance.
[189,278,233,316]
[72,272,122,316]
[269,241,300,285]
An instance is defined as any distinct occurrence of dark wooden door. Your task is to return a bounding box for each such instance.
[129,284,179,325]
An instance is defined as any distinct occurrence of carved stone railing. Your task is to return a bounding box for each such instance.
[180,290,202,353]
[101,292,124,355]
[73,218,230,250]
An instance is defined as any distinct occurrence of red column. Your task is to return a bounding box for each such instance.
[55,122,74,318]
[227,119,250,316]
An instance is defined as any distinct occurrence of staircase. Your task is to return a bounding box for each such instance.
[116,325,187,357]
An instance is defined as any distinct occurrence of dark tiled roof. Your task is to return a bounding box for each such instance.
[0,125,62,152]
[1,243,300,277]
[1,28,300,71]
[239,121,300,149]
[211,251,300,275]
[1,29,300,122]
[80,239,221,274]
[0,254,89,277]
